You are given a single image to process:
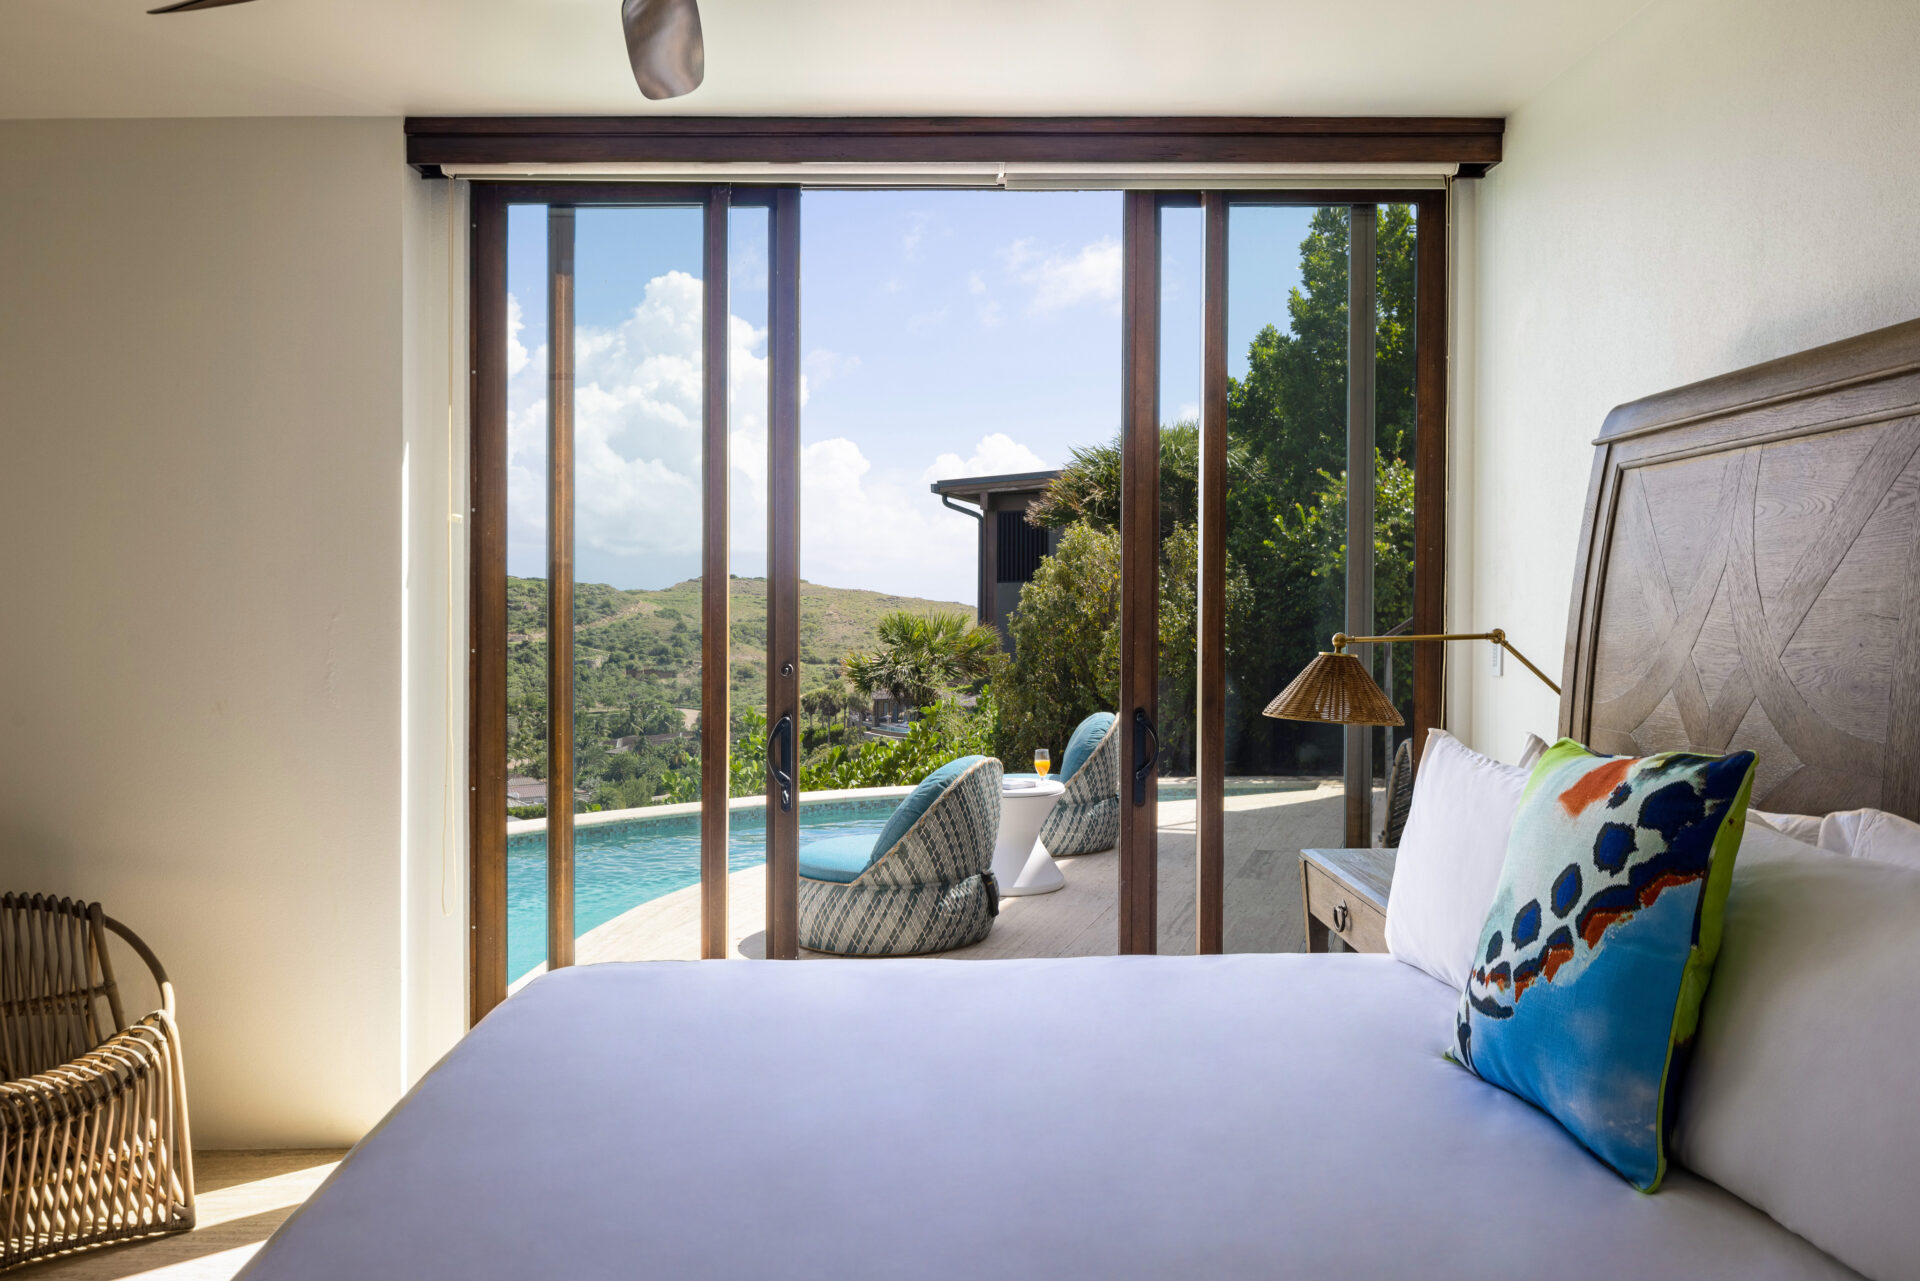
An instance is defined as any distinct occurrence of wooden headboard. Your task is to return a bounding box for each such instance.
[1560,317,1920,821]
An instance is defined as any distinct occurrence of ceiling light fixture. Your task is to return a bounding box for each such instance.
[622,0,705,100]
[149,0,709,103]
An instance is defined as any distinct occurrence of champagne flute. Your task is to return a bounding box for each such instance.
[1034,747,1051,778]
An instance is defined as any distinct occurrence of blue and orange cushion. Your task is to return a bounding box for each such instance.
[1450,738,1756,1191]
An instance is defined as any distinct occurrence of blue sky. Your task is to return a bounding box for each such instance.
[505,193,1313,604]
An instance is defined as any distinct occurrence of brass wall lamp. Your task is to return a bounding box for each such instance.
[1264,629,1560,726]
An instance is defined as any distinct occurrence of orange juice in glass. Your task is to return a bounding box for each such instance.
[1034,748,1051,778]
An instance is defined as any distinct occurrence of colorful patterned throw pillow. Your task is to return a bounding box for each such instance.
[1450,738,1756,1191]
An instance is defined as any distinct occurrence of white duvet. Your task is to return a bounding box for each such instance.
[242,954,1857,1280]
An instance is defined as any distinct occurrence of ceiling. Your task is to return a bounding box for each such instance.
[3,0,1647,121]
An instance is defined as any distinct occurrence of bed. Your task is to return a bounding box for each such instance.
[242,318,1920,1280]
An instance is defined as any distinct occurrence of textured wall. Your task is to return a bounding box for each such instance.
[1464,0,1920,760]
[0,117,464,1145]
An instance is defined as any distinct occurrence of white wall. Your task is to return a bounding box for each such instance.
[0,118,465,1146]
[1462,0,1920,758]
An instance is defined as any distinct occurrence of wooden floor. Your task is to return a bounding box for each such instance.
[15,1150,347,1281]
[560,781,1352,964]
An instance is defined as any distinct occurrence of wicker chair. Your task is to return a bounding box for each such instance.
[1379,738,1416,848]
[1,895,194,1271]
[798,756,1003,956]
[1033,712,1121,857]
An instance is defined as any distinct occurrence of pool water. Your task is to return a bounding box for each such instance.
[505,779,1314,981]
[507,807,893,980]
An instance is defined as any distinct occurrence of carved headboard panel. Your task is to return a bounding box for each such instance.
[1561,317,1920,821]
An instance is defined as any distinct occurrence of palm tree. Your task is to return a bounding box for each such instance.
[801,685,847,740]
[843,611,1001,713]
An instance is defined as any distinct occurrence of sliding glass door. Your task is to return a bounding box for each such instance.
[471,185,755,1009]
[470,182,1447,1011]
[1188,193,1447,954]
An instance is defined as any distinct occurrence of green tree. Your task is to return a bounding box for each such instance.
[1007,204,1419,774]
[843,611,1002,712]
[729,708,769,799]
[803,693,999,790]
[1271,451,1416,717]
[994,522,1120,766]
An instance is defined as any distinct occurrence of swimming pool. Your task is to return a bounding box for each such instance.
[507,800,898,980]
[505,778,1316,980]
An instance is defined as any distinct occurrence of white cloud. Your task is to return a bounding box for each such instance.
[506,293,530,378]
[1001,236,1123,314]
[797,437,978,606]
[507,271,769,587]
[967,271,1002,327]
[804,348,861,389]
[901,210,934,260]
[504,270,984,605]
[923,433,1051,484]
[905,308,948,333]
[1175,402,1199,423]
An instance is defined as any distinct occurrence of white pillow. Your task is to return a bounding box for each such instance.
[1816,807,1920,870]
[1674,832,1920,1281]
[1750,808,1824,845]
[1515,732,1550,769]
[1384,729,1527,990]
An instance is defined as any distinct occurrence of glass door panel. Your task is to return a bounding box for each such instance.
[493,193,730,989]
[503,203,551,986]
[792,189,1123,957]
[1156,200,1203,954]
[563,205,707,964]
[1219,203,1352,953]
[722,199,771,956]
[1369,203,1421,793]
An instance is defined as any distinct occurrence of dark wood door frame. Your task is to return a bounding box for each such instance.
[1117,191,1162,955]
[1342,203,1378,850]
[1195,193,1229,956]
[1187,190,1451,952]
[545,205,579,971]
[406,116,1501,172]
[699,188,732,960]
[1409,190,1449,765]
[470,177,1453,1004]
[467,183,752,1022]
[468,186,509,1023]
[764,187,803,960]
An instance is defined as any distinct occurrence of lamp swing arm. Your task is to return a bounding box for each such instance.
[1328,629,1562,695]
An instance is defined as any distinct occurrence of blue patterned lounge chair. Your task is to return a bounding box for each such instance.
[1009,712,1120,857]
[797,755,1003,956]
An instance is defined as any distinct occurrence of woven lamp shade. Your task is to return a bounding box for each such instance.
[1263,651,1405,726]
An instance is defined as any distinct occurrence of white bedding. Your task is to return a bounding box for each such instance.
[242,955,1857,1280]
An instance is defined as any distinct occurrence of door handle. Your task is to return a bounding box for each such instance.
[1132,708,1159,806]
[769,713,795,812]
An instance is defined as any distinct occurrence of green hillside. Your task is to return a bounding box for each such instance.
[504,576,974,785]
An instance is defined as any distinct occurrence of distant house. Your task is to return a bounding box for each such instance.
[505,777,589,810]
[610,736,641,753]
[928,469,1062,649]
[868,688,908,723]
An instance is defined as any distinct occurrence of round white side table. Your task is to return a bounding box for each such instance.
[993,779,1066,896]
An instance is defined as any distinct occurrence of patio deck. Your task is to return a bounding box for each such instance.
[568,780,1358,962]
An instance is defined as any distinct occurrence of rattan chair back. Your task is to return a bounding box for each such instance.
[0,894,194,1271]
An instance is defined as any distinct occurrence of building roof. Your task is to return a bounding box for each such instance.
[929,470,1062,503]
